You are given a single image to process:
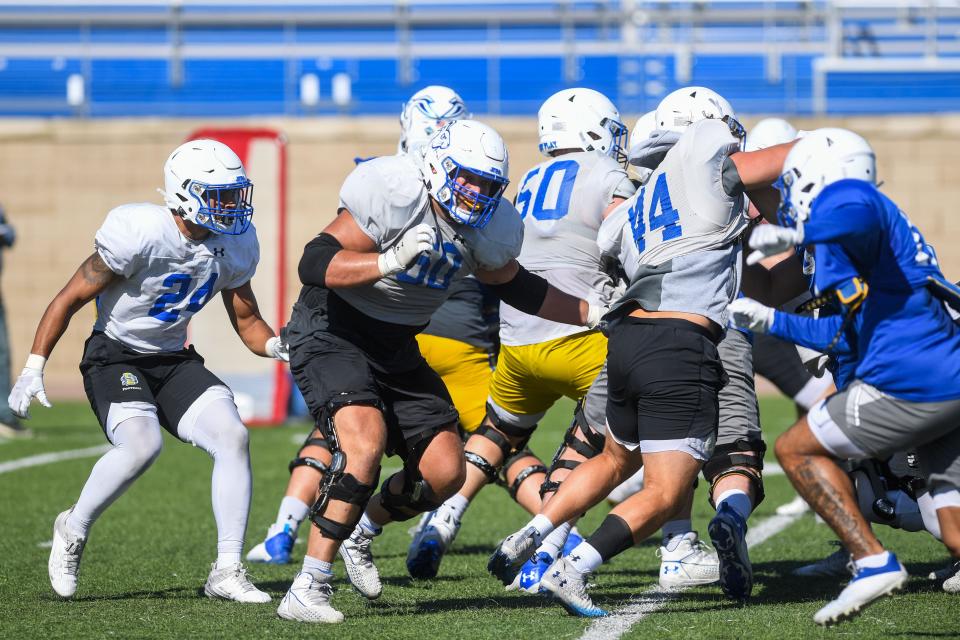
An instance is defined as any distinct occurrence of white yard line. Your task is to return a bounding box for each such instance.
[579,509,804,640]
[0,444,111,474]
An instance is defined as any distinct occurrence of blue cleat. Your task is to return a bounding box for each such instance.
[708,503,752,600]
[406,509,460,579]
[247,523,295,564]
[540,557,607,618]
[562,528,583,557]
[518,551,554,593]
[814,552,907,626]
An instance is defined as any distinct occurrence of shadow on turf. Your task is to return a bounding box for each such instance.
[57,586,201,602]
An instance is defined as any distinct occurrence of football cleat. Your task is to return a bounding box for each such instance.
[204,563,271,603]
[813,553,907,626]
[277,571,344,624]
[657,532,720,588]
[934,560,960,593]
[540,557,607,618]
[793,542,853,578]
[562,527,584,557]
[339,526,382,600]
[488,526,543,586]
[775,495,810,516]
[246,523,296,564]
[708,503,753,600]
[518,551,555,594]
[406,508,461,579]
[49,508,86,598]
[407,511,432,538]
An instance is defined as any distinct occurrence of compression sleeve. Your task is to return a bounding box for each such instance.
[488,265,549,315]
[298,233,343,287]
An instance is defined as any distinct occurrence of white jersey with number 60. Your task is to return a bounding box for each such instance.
[93,203,259,353]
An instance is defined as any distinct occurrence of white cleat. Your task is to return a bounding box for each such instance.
[657,532,719,588]
[339,526,382,600]
[813,553,907,626]
[776,495,810,516]
[406,508,460,579]
[540,557,607,618]
[793,542,852,577]
[49,508,86,598]
[935,561,960,593]
[204,563,271,603]
[277,571,344,624]
[487,526,543,586]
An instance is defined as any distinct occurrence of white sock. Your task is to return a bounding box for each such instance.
[442,493,470,521]
[302,555,333,577]
[358,511,382,537]
[716,489,753,522]
[216,551,241,569]
[566,541,603,575]
[661,518,693,545]
[274,496,310,533]
[539,522,572,558]
[529,514,555,539]
[854,550,892,571]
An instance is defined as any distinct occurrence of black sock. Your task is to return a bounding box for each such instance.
[585,514,634,562]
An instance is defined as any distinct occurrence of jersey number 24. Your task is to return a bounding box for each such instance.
[148,273,219,322]
[628,173,683,252]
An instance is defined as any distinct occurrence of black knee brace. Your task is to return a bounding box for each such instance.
[702,438,767,508]
[310,470,380,540]
[501,447,548,500]
[540,412,606,497]
[464,423,513,483]
[379,471,444,522]
[288,430,331,474]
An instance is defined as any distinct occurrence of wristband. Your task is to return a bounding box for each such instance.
[25,353,47,371]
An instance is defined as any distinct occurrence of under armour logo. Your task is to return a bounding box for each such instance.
[522,570,538,581]
[212,247,225,257]
[571,555,581,562]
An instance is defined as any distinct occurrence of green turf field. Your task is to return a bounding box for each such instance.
[1,397,956,639]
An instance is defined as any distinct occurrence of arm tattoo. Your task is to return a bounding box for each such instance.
[80,253,119,287]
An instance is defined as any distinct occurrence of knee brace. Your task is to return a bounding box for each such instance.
[540,410,606,497]
[464,423,514,484]
[850,458,926,532]
[309,469,380,540]
[702,439,766,509]
[288,430,331,474]
[379,471,444,522]
[502,447,548,501]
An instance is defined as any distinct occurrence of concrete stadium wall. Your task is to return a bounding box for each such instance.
[1,115,958,398]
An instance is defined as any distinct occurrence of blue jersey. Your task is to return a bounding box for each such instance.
[801,180,960,401]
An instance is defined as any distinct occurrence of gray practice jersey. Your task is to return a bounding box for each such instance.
[337,154,524,326]
[598,118,748,327]
[500,151,636,346]
[94,203,259,353]
[422,276,498,352]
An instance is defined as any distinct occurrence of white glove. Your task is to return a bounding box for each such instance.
[746,224,804,266]
[728,297,775,334]
[377,223,437,277]
[9,354,52,419]
[796,345,830,378]
[585,304,604,330]
[265,336,289,362]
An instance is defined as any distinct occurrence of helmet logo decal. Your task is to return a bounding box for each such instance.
[433,129,452,150]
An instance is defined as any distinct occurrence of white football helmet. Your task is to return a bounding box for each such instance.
[161,139,253,235]
[537,88,628,165]
[399,85,470,155]
[422,120,509,229]
[777,127,876,227]
[627,110,658,184]
[746,117,798,152]
[654,86,737,133]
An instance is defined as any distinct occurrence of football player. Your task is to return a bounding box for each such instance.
[741,128,960,624]
[276,119,600,623]
[246,85,481,567]
[406,88,636,581]
[488,86,794,616]
[11,140,287,602]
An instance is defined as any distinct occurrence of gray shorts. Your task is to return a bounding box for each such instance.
[716,328,762,448]
[582,328,760,448]
[809,381,960,498]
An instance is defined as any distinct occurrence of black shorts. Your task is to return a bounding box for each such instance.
[752,332,812,399]
[288,291,459,459]
[79,331,226,441]
[606,317,726,451]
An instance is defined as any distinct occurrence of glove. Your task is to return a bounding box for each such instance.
[377,223,438,277]
[746,224,804,266]
[796,345,830,378]
[585,304,604,330]
[728,297,775,334]
[9,354,52,419]
[265,336,289,362]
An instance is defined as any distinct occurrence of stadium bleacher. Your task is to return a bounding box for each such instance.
[0,0,957,117]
